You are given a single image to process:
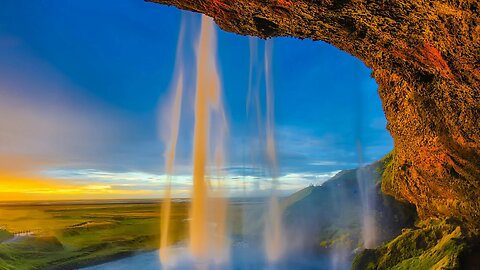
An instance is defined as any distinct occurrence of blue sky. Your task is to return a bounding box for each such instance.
[0,0,392,199]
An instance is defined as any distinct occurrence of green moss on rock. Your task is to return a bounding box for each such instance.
[380,151,403,204]
[352,219,468,270]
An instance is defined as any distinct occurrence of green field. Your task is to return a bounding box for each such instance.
[0,199,265,270]
[0,201,188,270]
[0,163,435,270]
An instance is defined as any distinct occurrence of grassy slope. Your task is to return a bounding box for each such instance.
[0,200,260,269]
[282,157,416,252]
[0,230,13,242]
[282,169,363,250]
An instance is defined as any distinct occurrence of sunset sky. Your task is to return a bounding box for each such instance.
[0,0,392,200]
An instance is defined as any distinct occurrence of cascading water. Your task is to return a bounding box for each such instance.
[209,78,230,266]
[155,16,372,269]
[157,14,321,270]
[209,58,230,266]
[159,14,229,269]
[245,37,286,265]
[159,16,186,268]
[262,40,285,264]
[189,14,229,266]
[355,80,377,249]
[159,71,183,266]
[356,150,377,249]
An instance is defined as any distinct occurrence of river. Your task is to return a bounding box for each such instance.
[82,243,345,270]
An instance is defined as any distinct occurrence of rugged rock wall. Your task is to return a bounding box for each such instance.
[149,0,480,231]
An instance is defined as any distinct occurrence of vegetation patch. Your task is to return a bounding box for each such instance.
[283,154,416,254]
[0,200,256,269]
[352,218,469,270]
[0,229,13,243]
[0,203,170,269]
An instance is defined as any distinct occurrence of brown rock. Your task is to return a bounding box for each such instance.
[148,0,480,232]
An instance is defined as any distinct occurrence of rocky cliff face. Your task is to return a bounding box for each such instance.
[149,0,480,231]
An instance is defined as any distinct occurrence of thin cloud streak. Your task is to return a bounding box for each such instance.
[42,168,340,198]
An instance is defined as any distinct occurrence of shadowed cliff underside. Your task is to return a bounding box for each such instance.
[148,0,480,232]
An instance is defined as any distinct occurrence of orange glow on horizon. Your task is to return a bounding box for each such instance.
[0,156,154,201]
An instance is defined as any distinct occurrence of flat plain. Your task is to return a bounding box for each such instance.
[0,201,184,270]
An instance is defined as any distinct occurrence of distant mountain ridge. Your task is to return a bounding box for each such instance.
[282,157,417,253]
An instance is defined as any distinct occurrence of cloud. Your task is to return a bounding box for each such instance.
[0,92,119,162]
[0,36,21,48]
[277,171,340,189]
[39,167,341,199]
[0,29,393,201]
[308,160,359,167]
[0,44,153,201]
[0,170,153,201]
[0,43,141,173]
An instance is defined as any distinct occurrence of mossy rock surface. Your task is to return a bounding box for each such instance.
[352,219,471,270]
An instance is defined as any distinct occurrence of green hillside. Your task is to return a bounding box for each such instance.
[282,159,417,252]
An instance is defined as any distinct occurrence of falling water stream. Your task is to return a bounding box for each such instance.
[160,15,229,268]
[154,13,357,270]
[159,14,287,269]
[189,15,229,267]
[356,166,377,249]
[355,81,377,249]
[246,37,286,265]
[263,40,285,264]
[160,17,186,268]
[79,13,377,270]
